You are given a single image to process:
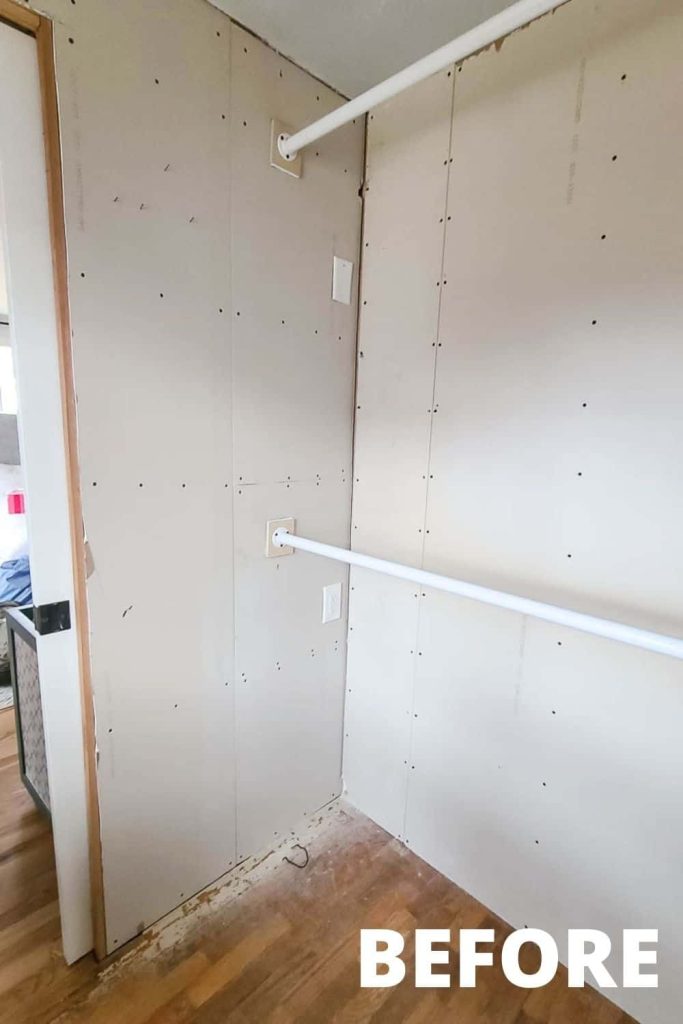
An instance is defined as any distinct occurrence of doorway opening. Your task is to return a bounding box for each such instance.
[0,9,102,963]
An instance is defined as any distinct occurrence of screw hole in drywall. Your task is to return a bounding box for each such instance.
[621,73,627,80]
[68,37,74,44]
[612,154,618,161]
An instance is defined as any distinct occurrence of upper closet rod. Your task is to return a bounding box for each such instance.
[278,0,569,161]
[270,527,683,662]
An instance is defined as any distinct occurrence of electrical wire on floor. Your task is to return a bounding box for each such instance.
[283,843,309,869]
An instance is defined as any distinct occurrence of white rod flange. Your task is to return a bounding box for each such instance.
[279,0,569,159]
[271,529,683,661]
[277,132,296,162]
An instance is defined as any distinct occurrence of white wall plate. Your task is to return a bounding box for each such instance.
[265,516,295,557]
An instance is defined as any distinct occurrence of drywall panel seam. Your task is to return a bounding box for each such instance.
[225,11,239,886]
[401,64,459,846]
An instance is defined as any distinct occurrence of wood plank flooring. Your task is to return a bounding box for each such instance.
[0,707,636,1023]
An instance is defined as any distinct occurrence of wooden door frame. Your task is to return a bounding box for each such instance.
[0,0,106,959]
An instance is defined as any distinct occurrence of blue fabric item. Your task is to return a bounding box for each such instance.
[0,556,32,606]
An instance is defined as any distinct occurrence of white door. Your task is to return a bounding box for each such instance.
[0,20,92,961]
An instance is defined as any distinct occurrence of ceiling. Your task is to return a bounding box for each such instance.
[208,0,516,97]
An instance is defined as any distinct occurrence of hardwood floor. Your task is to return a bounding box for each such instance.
[0,706,636,1022]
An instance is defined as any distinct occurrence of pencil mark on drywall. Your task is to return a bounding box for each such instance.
[566,56,587,206]
[122,605,133,619]
[574,55,587,125]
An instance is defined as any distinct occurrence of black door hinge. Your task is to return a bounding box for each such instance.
[33,600,71,636]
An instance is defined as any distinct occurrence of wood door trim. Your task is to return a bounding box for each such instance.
[0,0,39,33]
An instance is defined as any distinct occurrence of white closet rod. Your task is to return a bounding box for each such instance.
[271,528,683,661]
[278,0,569,160]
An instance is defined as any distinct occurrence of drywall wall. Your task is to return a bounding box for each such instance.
[345,2,683,1022]
[30,0,361,952]
[229,25,362,859]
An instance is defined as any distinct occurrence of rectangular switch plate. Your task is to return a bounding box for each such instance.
[322,582,342,623]
[332,256,353,304]
[265,517,295,557]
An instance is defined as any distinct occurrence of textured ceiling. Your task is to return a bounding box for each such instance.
[207,0,515,97]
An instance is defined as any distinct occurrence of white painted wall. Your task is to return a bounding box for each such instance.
[0,464,27,564]
[346,2,683,1023]
[0,231,8,317]
[25,0,362,953]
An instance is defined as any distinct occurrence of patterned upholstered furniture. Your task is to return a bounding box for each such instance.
[5,606,50,815]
